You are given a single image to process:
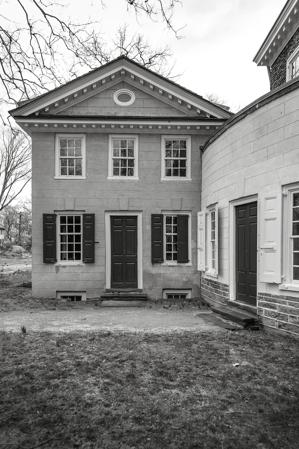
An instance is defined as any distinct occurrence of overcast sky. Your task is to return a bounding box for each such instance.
[1,0,286,204]
[64,0,285,112]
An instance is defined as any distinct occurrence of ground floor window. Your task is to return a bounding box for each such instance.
[291,190,299,282]
[57,291,86,301]
[58,215,82,262]
[164,214,178,262]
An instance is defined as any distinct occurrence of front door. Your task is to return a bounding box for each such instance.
[236,202,257,306]
[111,216,137,289]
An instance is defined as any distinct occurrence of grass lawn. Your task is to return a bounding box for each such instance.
[1,331,299,449]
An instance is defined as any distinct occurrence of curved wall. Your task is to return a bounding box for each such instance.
[201,83,299,335]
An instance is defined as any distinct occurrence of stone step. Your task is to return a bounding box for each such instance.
[210,304,261,330]
[100,291,148,302]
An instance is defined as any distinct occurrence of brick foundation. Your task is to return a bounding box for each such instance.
[258,293,299,336]
[201,277,229,306]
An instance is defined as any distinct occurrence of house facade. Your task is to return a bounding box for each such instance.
[200,0,299,336]
[10,0,299,336]
[10,57,231,301]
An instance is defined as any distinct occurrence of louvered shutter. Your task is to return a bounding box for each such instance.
[197,211,205,271]
[260,192,281,283]
[177,215,189,263]
[151,214,163,263]
[83,214,95,263]
[43,214,56,263]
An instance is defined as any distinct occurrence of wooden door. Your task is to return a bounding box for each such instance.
[111,216,137,289]
[236,202,257,306]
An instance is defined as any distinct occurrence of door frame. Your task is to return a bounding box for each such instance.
[229,195,259,302]
[105,211,143,289]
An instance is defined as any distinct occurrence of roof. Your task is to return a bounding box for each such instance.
[9,56,232,120]
[254,0,299,66]
[202,76,299,151]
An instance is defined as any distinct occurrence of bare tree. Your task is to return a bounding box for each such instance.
[0,0,180,104]
[0,130,31,212]
[206,93,231,111]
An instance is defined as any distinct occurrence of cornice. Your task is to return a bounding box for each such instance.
[254,0,298,66]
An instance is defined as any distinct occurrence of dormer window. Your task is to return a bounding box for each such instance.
[287,46,299,81]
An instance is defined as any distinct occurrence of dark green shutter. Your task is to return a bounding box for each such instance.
[83,214,95,263]
[177,215,189,263]
[151,214,163,263]
[43,214,56,263]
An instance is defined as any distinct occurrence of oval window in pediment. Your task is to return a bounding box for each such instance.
[113,88,135,106]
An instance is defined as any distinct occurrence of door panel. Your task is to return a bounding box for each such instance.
[111,216,138,288]
[236,202,257,306]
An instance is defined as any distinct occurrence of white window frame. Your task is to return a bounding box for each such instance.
[162,211,192,266]
[113,88,135,106]
[108,135,139,180]
[162,289,191,300]
[280,183,299,291]
[56,213,83,265]
[161,136,191,181]
[55,134,86,179]
[205,204,218,277]
[286,45,299,81]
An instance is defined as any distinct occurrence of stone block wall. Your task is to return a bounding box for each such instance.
[270,29,299,90]
[201,277,229,307]
[258,293,299,336]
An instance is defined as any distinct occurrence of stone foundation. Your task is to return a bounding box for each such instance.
[258,293,299,336]
[201,277,229,306]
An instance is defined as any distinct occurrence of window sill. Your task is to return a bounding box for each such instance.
[161,262,192,267]
[204,270,218,279]
[279,283,299,292]
[55,262,84,266]
[54,176,86,180]
[107,176,139,181]
[161,177,192,182]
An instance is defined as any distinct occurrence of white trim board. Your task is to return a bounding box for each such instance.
[105,211,143,290]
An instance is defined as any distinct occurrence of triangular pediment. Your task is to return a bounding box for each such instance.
[10,56,232,120]
[54,81,191,118]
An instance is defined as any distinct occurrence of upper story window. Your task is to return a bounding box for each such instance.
[161,136,191,181]
[108,135,138,179]
[286,46,299,81]
[55,134,86,179]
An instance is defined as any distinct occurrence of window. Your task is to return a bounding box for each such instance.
[161,136,191,180]
[292,192,299,281]
[108,136,138,179]
[113,89,135,106]
[197,206,218,276]
[55,134,86,178]
[57,291,86,301]
[163,289,191,300]
[287,46,299,81]
[58,214,82,262]
[164,214,178,262]
[151,213,190,265]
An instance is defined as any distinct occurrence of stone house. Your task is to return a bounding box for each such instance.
[200,0,299,336]
[10,57,231,302]
[10,0,299,336]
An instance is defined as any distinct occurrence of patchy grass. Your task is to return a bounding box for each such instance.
[0,331,298,449]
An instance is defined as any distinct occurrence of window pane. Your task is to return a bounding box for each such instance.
[293,223,299,235]
[293,193,299,207]
[60,139,67,149]
[128,148,134,158]
[128,168,134,176]
[294,238,299,251]
[113,139,120,150]
[293,252,299,266]
[75,160,82,175]
[293,267,299,280]
[293,207,299,221]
